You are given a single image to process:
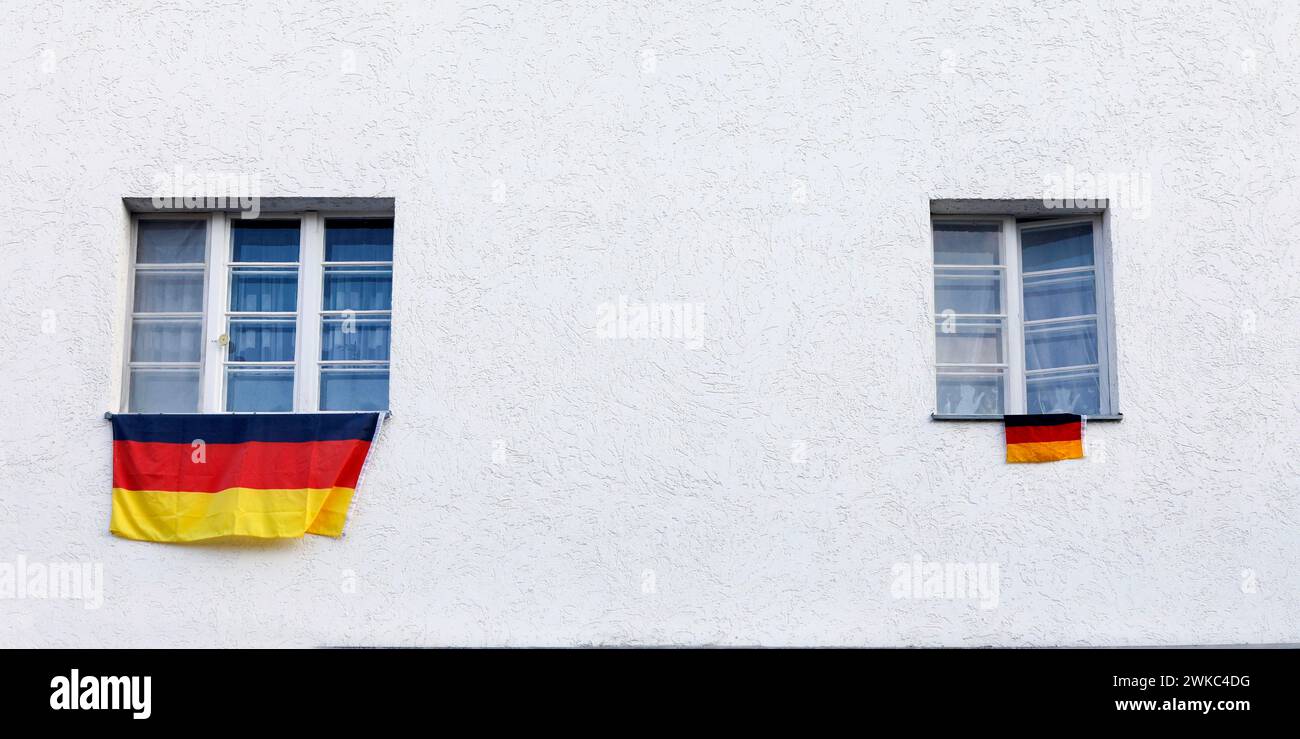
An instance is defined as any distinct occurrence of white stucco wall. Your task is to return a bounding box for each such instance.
[1,0,1298,647]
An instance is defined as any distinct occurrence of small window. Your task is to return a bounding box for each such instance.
[932,216,1116,417]
[122,212,394,413]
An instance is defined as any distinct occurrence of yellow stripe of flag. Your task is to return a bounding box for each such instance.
[1005,439,1084,463]
[110,487,356,542]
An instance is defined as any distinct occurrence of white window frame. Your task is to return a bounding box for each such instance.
[122,210,393,413]
[931,213,1117,418]
[316,215,394,411]
[122,212,213,413]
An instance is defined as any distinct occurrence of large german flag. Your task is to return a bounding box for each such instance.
[1004,413,1084,463]
[110,413,381,542]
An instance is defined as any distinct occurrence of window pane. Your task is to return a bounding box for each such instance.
[1027,368,1100,415]
[323,266,392,311]
[320,365,390,411]
[226,368,294,411]
[1021,222,1094,272]
[230,267,298,312]
[1025,318,1098,371]
[322,317,391,361]
[131,318,203,362]
[934,269,1000,315]
[137,220,205,263]
[933,222,1000,265]
[935,318,1003,365]
[231,221,300,263]
[326,218,394,262]
[1023,271,1096,321]
[133,269,204,312]
[228,319,296,362]
[936,370,1004,415]
[129,368,200,412]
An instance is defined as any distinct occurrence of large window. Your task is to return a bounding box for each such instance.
[932,216,1115,417]
[124,212,394,413]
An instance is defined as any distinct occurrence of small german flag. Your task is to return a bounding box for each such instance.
[1004,414,1084,463]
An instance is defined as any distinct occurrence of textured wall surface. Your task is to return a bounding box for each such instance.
[1,0,1298,646]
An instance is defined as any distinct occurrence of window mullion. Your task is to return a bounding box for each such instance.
[296,212,325,412]
[200,211,229,413]
[1003,217,1027,415]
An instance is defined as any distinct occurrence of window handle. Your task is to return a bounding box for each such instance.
[217,333,230,346]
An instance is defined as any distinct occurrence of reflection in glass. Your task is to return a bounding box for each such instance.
[320,365,389,411]
[129,368,200,413]
[936,369,1004,415]
[133,270,204,313]
[231,221,300,263]
[228,319,296,362]
[933,222,1000,266]
[131,317,203,362]
[1024,318,1098,371]
[934,269,1001,315]
[325,218,394,262]
[322,317,390,361]
[1026,368,1100,415]
[323,266,392,311]
[137,220,205,263]
[226,368,294,412]
[1021,222,1094,272]
[230,267,298,312]
[935,318,1004,365]
[1023,272,1096,322]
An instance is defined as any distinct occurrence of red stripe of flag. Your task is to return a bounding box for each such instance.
[1005,422,1081,445]
[112,439,372,493]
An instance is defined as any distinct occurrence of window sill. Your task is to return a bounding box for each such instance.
[104,410,391,419]
[931,413,1122,422]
